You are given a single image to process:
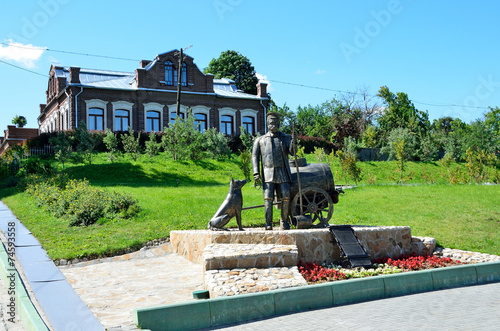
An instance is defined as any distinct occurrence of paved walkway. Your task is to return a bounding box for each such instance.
[205,282,500,331]
[59,250,205,329]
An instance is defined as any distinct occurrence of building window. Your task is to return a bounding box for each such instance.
[194,113,207,132]
[242,116,255,135]
[146,111,160,132]
[170,111,185,125]
[165,61,174,85]
[181,62,187,87]
[114,110,129,131]
[171,62,187,86]
[88,108,104,130]
[221,115,233,135]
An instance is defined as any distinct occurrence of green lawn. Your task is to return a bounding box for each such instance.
[1,153,499,259]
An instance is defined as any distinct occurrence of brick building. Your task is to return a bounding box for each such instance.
[0,126,39,155]
[38,50,269,135]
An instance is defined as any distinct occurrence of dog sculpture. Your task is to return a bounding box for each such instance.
[208,179,246,231]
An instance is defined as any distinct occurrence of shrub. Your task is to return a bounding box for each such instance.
[103,129,120,162]
[239,150,252,182]
[336,149,363,185]
[162,112,204,160]
[75,122,97,165]
[144,132,161,157]
[26,178,140,226]
[203,128,231,159]
[50,132,73,167]
[297,135,333,154]
[122,128,142,161]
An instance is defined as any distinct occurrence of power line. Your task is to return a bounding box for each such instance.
[0,42,140,62]
[0,59,48,77]
[0,42,494,111]
[269,79,491,110]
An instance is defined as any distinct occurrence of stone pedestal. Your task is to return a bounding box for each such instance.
[171,226,416,265]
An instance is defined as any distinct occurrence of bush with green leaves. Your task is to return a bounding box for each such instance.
[238,150,252,182]
[50,132,73,167]
[103,128,120,162]
[122,128,141,161]
[75,121,97,165]
[163,112,204,160]
[203,128,231,159]
[145,132,161,157]
[336,149,362,184]
[381,127,418,161]
[26,178,140,226]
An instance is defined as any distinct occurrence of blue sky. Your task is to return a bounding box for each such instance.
[1,0,500,133]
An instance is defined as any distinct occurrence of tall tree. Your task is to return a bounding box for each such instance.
[204,50,259,95]
[377,86,430,136]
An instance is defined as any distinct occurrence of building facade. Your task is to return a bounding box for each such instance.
[0,126,39,155]
[38,50,269,135]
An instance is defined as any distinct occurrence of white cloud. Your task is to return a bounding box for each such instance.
[0,40,45,68]
[316,69,326,74]
[256,72,273,92]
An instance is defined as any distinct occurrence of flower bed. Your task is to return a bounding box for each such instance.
[299,254,463,284]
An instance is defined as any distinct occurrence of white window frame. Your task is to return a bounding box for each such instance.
[144,102,164,132]
[59,101,69,131]
[219,107,237,135]
[240,108,259,134]
[191,105,211,131]
[112,101,134,131]
[167,103,188,125]
[85,99,108,130]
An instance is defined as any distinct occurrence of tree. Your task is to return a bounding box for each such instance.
[103,128,120,162]
[12,115,27,128]
[75,121,97,165]
[377,86,430,137]
[49,132,72,167]
[122,128,141,161]
[485,107,500,136]
[204,50,259,95]
[162,111,204,160]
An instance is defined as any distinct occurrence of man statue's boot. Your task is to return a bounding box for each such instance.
[280,198,291,230]
[265,199,273,230]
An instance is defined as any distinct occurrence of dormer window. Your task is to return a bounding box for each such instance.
[165,61,174,85]
[181,62,187,87]
[165,61,187,86]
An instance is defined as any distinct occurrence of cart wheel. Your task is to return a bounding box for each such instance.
[292,187,333,227]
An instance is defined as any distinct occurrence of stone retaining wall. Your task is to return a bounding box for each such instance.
[171,226,416,265]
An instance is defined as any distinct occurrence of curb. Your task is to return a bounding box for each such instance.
[134,261,500,331]
[0,242,49,331]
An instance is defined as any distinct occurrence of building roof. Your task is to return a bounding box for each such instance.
[55,67,264,99]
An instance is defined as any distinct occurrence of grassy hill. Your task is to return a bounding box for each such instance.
[1,153,499,259]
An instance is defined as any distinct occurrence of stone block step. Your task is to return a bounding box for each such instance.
[203,244,298,271]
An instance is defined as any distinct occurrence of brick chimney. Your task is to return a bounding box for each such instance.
[69,67,80,84]
[140,60,152,68]
[205,73,214,92]
[135,68,146,88]
[257,81,268,98]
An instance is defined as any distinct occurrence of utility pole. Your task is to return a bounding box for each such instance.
[175,45,193,117]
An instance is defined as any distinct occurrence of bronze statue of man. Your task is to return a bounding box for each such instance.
[252,112,295,230]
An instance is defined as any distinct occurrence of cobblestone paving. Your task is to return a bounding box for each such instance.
[59,250,204,330]
[204,282,500,331]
